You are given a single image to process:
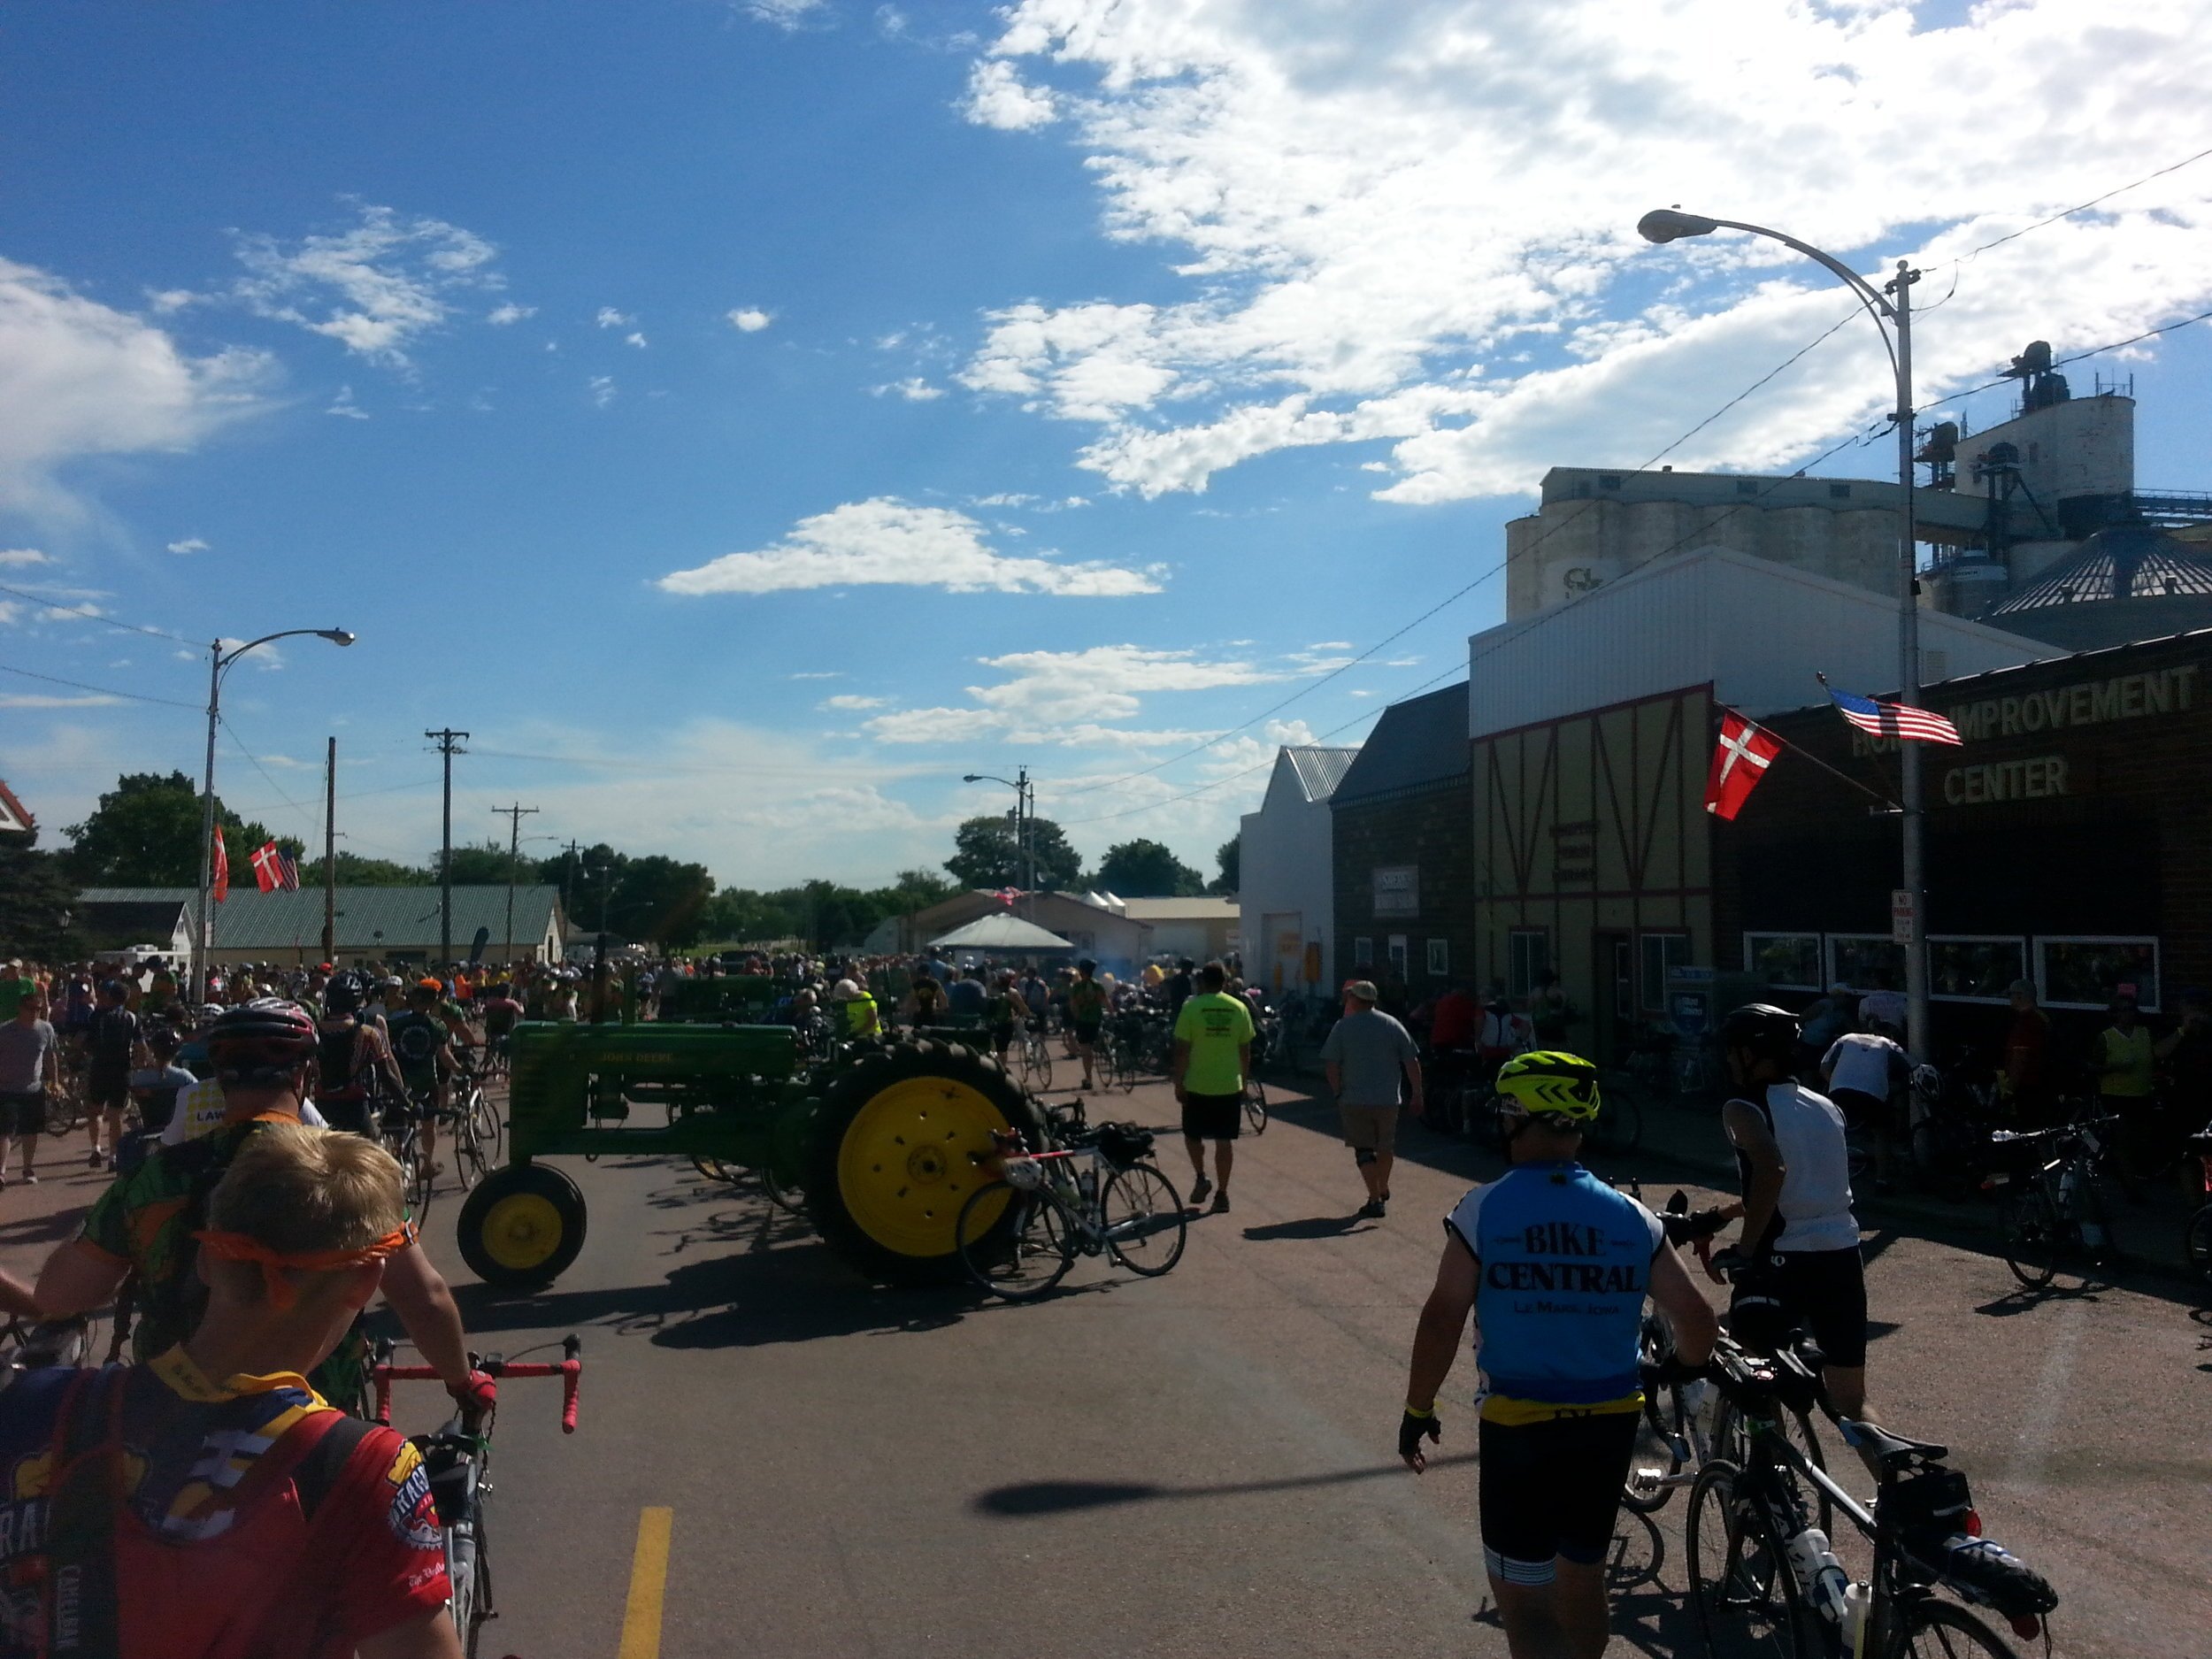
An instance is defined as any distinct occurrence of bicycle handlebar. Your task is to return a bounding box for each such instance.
[373,1334,583,1434]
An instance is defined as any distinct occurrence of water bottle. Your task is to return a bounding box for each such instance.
[1841,1579,1873,1656]
[1784,1528,1851,1625]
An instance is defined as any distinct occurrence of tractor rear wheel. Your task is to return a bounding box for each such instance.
[457,1163,588,1289]
[806,1041,1041,1285]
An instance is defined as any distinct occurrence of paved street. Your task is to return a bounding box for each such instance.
[4,1085,2208,1658]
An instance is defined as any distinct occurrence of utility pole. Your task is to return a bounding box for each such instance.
[426,728,470,968]
[322,736,338,962]
[491,803,540,965]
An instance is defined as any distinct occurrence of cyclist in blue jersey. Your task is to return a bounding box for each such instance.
[1399,1050,1717,1659]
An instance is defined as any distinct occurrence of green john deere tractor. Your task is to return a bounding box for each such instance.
[455,998,1039,1291]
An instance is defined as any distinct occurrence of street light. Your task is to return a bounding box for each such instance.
[1639,206,1929,1051]
[962,770,1036,898]
[196,628,356,989]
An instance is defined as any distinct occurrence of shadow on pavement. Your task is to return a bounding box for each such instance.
[1240,1215,1374,1241]
[973,1451,1478,1516]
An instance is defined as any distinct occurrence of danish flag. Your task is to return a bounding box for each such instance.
[250,840,300,892]
[1703,710,1784,821]
[211,826,230,903]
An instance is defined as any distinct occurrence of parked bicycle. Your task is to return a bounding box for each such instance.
[955,1118,1187,1300]
[2183,1125,2212,1282]
[374,1335,583,1658]
[1241,1077,1268,1135]
[1015,1023,1055,1094]
[1983,1114,2118,1290]
[1687,1334,2057,1658]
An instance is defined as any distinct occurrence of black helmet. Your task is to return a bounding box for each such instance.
[1719,1002,1801,1064]
[206,998,319,1083]
[323,977,362,1015]
[1077,958,1097,974]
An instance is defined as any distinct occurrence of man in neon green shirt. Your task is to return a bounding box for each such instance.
[1171,961,1254,1214]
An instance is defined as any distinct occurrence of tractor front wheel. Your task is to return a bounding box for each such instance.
[806,1041,1041,1285]
[457,1163,588,1290]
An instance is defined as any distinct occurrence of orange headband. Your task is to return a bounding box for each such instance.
[193,1221,417,1309]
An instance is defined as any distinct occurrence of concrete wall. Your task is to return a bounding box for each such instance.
[1953,396,2133,511]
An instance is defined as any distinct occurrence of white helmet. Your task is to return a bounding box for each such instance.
[832,979,862,1000]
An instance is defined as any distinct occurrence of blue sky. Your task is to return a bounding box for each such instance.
[4,0,2208,887]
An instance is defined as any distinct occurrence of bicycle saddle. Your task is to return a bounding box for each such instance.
[1844,1421,1948,1469]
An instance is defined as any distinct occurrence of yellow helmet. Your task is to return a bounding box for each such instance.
[1494,1050,1602,1125]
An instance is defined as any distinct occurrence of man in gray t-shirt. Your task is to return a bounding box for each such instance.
[1321,980,1423,1220]
[0,995,58,1186]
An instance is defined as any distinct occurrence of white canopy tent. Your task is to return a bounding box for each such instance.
[929,914,1075,951]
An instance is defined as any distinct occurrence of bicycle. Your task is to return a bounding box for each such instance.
[1982,1115,2118,1290]
[1015,1023,1055,1094]
[381,1087,440,1222]
[374,1335,584,1659]
[1687,1335,2057,1658]
[0,1313,100,1386]
[1242,1076,1268,1134]
[954,1119,1187,1300]
[2182,1127,2212,1282]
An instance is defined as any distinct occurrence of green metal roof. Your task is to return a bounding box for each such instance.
[75,886,565,954]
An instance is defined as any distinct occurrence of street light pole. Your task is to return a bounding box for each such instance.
[1639,210,1927,1052]
[195,627,356,992]
[963,770,1038,906]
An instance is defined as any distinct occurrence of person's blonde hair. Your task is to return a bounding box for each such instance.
[206,1124,405,1278]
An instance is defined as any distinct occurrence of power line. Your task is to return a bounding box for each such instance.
[1944,142,2212,269]
[1928,305,2212,411]
[0,583,196,645]
[221,723,317,833]
[0,662,201,709]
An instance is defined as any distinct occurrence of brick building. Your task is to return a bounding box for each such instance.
[1724,628,2212,1050]
[1330,683,1473,1004]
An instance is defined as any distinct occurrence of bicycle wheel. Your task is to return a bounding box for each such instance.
[758,1160,806,1217]
[1591,1088,1644,1155]
[955,1180,1074,1301]
[1622,1387,1686,1515]
[1710,1401,1833,1540]
[2184,1202,2212,1282]
[1686,1462,1811,1658]
[1021,1038,1053,1094]
[1891,1598,2023,1658]
[471,1086,503,1165]
[1243,1079,1268,1135]
[2001,1187,2060,1289]
[1102,1161,1188,1277]
[453,1114,489,1192]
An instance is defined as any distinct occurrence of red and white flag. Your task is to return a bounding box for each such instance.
[1704,710,1784,821]
[1823,680,1962,746]
[211,826,230,903]
[250,840,290,893]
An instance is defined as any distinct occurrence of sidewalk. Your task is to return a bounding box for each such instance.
[0,1139,111,1292]
[1628,1089,2201,1284]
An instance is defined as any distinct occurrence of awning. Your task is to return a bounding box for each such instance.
[929,914,1075,951]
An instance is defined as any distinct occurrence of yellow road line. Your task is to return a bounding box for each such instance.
[617,1507,674,1659]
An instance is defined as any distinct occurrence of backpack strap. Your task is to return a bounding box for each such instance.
[42,1367,127,1658]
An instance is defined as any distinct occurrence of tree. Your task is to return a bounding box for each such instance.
[1095,839,1206,898]
[944,815,1083,890]
[64,772,281,886]
[331,851,432,886]
[442,841,532,885]
[0,833,80,958]
[881,868,956,911]
[1210,833,1240,896]
[534,844,713,946]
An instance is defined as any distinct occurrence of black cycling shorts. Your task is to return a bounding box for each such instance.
[1073,1018,1102,1045]
[1478,1412,1640,1579]
[1729,1246,1868,1369]
[1180,1091,1242,1141]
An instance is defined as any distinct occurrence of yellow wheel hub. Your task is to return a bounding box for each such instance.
[836,1076,1010,1257]
[480,1193,565,1271]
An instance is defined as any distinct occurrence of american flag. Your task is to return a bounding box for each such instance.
[250,840,303,893]
[1824,681,1962,746]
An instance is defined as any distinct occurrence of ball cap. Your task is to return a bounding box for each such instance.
[1344,979,1379,1002]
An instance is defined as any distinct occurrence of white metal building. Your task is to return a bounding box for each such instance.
[1238,746,1359,995]
[1468,545,2062,739]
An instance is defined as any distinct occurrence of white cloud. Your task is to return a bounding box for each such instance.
[326,385,369,419]
[229,203,503,367]
[487,303,536,326]
[624,331,649,349]
[0,258,273,518]
[588,375,617,408]
[788,670,842,680]
[0,692,119,709]
[165,537,209,555]
[595,307,634,328]
[962,1,2212,499]
[727,307,773,333]
[872,376,945,401]
[820,694,887,710]
[740,0,824,28]
[962,59,1059,130]
[657,497,1164,596]
[0,549,51,566]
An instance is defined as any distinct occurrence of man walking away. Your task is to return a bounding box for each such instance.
[1399,1050,1717,1659]
[0,992,58,1186]
[1067,959,1108,1089]
[1164,958,1196,1022]
[1171,961,1253,1214]
[84,979,141,1168]
[1323,979,1421,1218]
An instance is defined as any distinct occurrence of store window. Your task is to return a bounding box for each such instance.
[2036,937,2160,1011]
[1827,934,1905,992]
[1745,933,1822,991]
[1387,935,1409,980]
[1509,929,1550,997]
[1353,936,1373,970]
[1639,933,1690,1010]
[1929,937,2026,1003]
[1426,938,1449,977]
